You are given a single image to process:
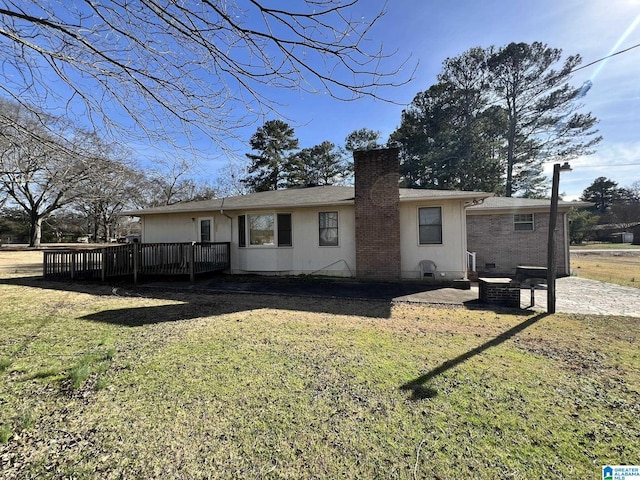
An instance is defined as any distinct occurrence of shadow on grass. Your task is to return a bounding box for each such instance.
[0,275,401,321]
[0,275,530,326]
[400,312,549,400]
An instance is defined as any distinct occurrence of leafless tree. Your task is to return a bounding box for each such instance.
[144,158,218,206]
[74,159,146,241]
[0,1,412,148]
[214,158,250,197]
[0,99,120,246]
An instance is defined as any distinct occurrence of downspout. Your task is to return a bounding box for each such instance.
[220,197,234,273]
[460,200,468,278]
[219,197,233,220]
[138,216,145,243]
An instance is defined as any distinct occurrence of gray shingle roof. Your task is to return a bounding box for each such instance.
[123,185,492,216]
[468,196,592,213]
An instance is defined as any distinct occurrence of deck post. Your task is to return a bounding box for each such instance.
[101,248,106,282]
[70,252,76,280]
[133,242,139,284]
[189,243,195,282]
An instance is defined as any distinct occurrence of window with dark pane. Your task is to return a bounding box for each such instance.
[418,207,442,244]
[238,215,246,247]
[200,219,211,242]
[277,213,292,247]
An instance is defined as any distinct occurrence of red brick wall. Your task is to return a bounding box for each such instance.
[353,148,401,280]
[467,212,568,276]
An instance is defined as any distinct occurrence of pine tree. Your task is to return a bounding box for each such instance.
[287,141,349,187]
[487,42,601,196]
[391,42,601,196]
[241,120,299,192]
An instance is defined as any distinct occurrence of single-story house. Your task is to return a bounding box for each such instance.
[124,148,591,281]
[124,148,492,282]
[467,197,592,276]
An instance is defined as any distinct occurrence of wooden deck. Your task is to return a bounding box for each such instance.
[43,242,230,283]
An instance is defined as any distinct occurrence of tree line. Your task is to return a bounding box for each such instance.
[0,99,216,246]
[240,121,382,192]
[3,40,637,247]
[570,177,640,244]
[241,42,602,198]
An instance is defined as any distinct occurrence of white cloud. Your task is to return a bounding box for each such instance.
[546,140,640,200]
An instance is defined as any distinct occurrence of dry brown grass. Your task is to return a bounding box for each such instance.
[571,252,640,288]
[0,249,43,277]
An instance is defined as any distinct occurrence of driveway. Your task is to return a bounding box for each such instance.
[522,276,640,317]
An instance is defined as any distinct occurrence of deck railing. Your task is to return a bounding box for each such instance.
[466,250,477,272]
[43,242,230,283]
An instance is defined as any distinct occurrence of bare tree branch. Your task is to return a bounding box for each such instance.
[0,1,413,148]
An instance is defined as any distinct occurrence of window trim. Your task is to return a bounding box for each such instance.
[277,213,293,247]
[238,215,246,248]
[318,211,339,247]
[514,213,534,231]
[418,206,443,245]
[198,217,213,243]
[238,212,293,248]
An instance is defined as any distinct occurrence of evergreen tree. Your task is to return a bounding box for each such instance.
[241,120,299,192]
[580,177,625,214]
[344,128,382,152]
[391,42,601,196]
[568,208,599,244]
[390,49,505,192]
[487,42,601,196]
[287,142,349,187]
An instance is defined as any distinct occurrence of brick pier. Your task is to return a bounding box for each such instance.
[478,277,521,308]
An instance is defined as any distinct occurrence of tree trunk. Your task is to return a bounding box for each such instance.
[505,116,517,197]
[29,214,42,247]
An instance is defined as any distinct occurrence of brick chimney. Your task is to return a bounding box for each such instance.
[353,147,401,280]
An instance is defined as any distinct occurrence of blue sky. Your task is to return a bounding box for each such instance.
[4,1,637,200]
[207,0,640,200]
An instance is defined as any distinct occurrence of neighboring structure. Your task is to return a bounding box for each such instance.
[467,197,592,276]
[633,225,640,245]
[123,148,491,281]
[590,223,639,243]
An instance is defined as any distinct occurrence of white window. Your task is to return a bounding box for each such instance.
[249,214,275,245]
[418,207,442,244]
[514,213,534,231]
[319,212,339,246]
[241,213,292,247]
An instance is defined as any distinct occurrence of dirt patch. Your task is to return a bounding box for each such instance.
[513,336,613,375]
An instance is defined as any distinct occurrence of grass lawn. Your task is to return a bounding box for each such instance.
[571,253,640,288]
[1,252,639,479]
